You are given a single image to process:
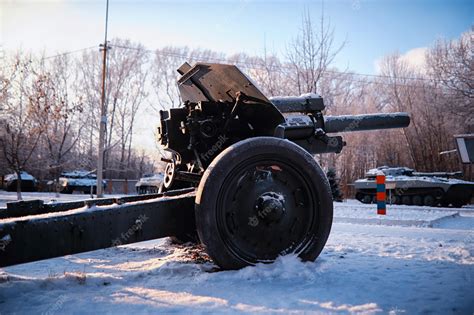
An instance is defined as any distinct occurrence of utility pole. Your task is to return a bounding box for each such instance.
[97,0,109,197]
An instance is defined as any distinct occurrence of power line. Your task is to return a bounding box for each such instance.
[0,46,97,72]
[108,43,439,89]
[0,44,439,90]
[108,43,436,84]
[41,46,97,60]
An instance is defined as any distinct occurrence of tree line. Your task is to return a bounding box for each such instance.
[1,13,472,198]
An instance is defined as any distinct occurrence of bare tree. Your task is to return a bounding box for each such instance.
[77,48,102,169]
[78,39,150,179]
[28,54,85,191]
[110,40,149,178]
[286,9,345,95]
[0,53,43,199]
[426,26,474,131]
[377,54,459,172]
[151,46,189,111]
[151,47,226,111]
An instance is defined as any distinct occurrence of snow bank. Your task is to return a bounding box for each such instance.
[334,201,459,227]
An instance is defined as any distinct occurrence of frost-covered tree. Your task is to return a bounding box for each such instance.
[79,39,150,179]
[0,53,43,199]
[426,27,474,132]
[28,54,84,191]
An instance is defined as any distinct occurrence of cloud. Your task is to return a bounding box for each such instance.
[373,46,428,73]
[399,47,428,70]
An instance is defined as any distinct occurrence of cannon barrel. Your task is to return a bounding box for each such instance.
[270,94,325,113]
[324,112,410,133]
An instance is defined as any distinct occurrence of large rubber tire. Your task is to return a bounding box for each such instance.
[195,137,333,270]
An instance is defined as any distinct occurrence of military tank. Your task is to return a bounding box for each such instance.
[354,166,474,207]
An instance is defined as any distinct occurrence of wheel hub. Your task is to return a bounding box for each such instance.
[255,192,285,223]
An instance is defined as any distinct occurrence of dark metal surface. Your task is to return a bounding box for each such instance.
[0,190,196,267]
[324,112,410,133]
[270,95,325,113]
[177,63,270,104]
[177,63,284,136]
[0,188,195,219]
[216,160,316,262]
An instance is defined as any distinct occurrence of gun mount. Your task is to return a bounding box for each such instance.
[1,62,410,270]
[158,63,409,176]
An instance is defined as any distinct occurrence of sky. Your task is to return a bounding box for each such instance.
[1,0,473,153]
[1,0,473,74]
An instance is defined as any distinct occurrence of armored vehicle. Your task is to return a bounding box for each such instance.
[136,173,164,194]
[1,62,409,270]
[59,170,106,194]
[2,172,37,192]
[355,166,474,207]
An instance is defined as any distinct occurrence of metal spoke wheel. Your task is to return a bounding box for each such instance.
[195,137,333,270]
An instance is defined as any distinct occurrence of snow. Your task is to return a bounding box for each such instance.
[58,170,106,188]
[135,173,164,187]
[270,93,321,100]
[0,200,473,314]
[334,199,460,226]
[357,176,473,185]
[361,166,473,185]
[60,170,96,178]
[3,172,35,181]
[0,193,192,224]
[0,191,125,208]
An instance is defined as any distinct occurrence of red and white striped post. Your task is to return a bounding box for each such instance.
[376,172,386,215]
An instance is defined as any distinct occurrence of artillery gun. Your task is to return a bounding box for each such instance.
[0,63,409,270]
[354,166,474,207]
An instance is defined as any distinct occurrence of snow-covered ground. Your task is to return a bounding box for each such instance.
[0,191,126,208]
[0,197,473,314]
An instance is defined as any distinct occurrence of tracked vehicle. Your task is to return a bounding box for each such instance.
[0,63,410,270]
[354,166,474,207]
